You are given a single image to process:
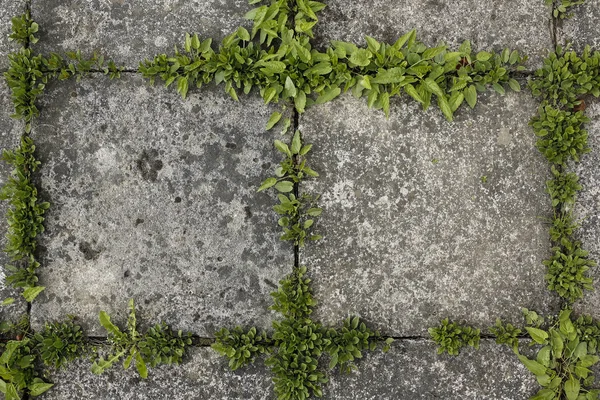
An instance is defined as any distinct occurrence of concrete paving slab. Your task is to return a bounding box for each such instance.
[38,347,273,400]
[325,339,536,400]
[0,76,29,327]
[573,99,600,317]
[299,90,558,337]
[29,74,292,336]
[0,0,25,71]
[30,0,253,70]
[312,0,553,70]
[556,0,600,52]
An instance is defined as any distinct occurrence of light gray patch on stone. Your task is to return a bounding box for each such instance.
[0,77,28,328]
[573,100,600,318]
[29,74,292,336]
[312,0,552,69]
[324,339,537,399]
[30,0,253,70]
[0,0,25,71]
[299,91,558,337]
[38,347,272,400]
[556,0,600,52]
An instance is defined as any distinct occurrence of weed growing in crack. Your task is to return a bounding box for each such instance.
[544,0,586,19]
[428,318,480,356]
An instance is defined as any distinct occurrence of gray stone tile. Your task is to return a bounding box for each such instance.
[556,0,600,52]
[38,347,273,400]
[299,90,558,337]
[312,0,553,70]
[29,74,292,336]
[0,0,25,71]
[30,0,253,70]
[573,99,600,317]
[324,339,536,400]
[0,74,28,327]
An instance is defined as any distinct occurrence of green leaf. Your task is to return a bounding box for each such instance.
[365,36,380,52]
[476,51,492,62]
[135,351,148,379]
[275,181,294,192]
[29,382,54,396]
[423,78,445,98]
[564,376,580,400]
[518,354,547,376]
[266,112,282,130]
[285,76,297,98]
[349,49,372,67]
[257,177,277,192]
[316,87,341,104]
[492,83,505,95]
[295,90,307,113]
[23,286,45,302]
[464,85,477,108]
[526,327,549,344]
[177,76,189,99]
[99,311,122,337]
[508,78,521,92]
[329,352,338,369]
[237,27,250,41]
[404,84,424,104]
[274,140,291,156]
[437,96,453,122]
[291,130,302,155]
[1,298,15,306]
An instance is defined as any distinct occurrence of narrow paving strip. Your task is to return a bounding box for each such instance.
[556,0,600,52]
[312,0,553,68]
[0,77,28,326]
[0,0,24,70]
[30,0,253,70]
[37,348,273,400]
[28,74,292,336]
[573,99,600,319]
[300,90,559,336]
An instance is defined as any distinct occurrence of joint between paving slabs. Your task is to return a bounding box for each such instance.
[293,107,300,269]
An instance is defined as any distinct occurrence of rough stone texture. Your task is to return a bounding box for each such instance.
[312,0,553,69]
[29,74,292,336]
[0,0,25,71]
[0,76,28,327]
[30,0,253,70]
[325,340,537,400]
[573,99,600,318]
[556,0,600,52]
[300,91,558,337]
[38,347,273,400]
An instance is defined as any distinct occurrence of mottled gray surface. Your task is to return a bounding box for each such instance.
[38,347,273,400]
[29,74,292,336]
[312,0,553,69]
[0,76,28,327]
[573,100,600,317]
[556,0,600,52]
[326,340,537,400]
[30,0,253,70]
[0,0,25,71]
[38,340,537,400]
[300,91,558,337]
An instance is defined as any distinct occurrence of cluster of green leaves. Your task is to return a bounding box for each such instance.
[506,309,600,400]
[546,166,582,209]
[530,105,590,165]
[140,0,526,121]
[213,266,391,399]
[490,318,522,352]
[0,136,49,302]
[545,0,585,19]
[549,212,580,243]
[258,130,322,247]
[0,339,53,400]
[428,318,481,356]
[92,299,192,378]
[544,237,596,303]
[5,13,122,133]
[34,317,88,370]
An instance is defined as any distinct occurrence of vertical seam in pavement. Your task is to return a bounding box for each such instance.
[293,108,300,269]
[550,6,558,49]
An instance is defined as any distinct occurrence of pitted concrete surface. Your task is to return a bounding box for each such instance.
[557,0,600,52]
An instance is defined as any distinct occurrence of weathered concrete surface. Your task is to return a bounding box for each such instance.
[30,0,252,70]
[38,347,273,400]
[29,74,292,336]
[573,100,600,318]
[39,340,537,400]
[300,90,558,337]
[0,0,25,71]
[313,0,552,69]
[325,340,537,400]
[556,0,600,52]
[0,77,28,327]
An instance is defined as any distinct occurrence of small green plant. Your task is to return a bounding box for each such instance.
[508,308,600,400]
[34,317,88,369]
[549,212,580,243]
[258,130,322,247]
[546,166,582,209]
[545,0,586,19]
[575,315,600,355]
[544,237,595,303]
[530,105,590,165]
[92,299,192,378]
[428,318,481,356]
[490,318,522,352]
[213,266,391,400]
[0,339,54,400]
